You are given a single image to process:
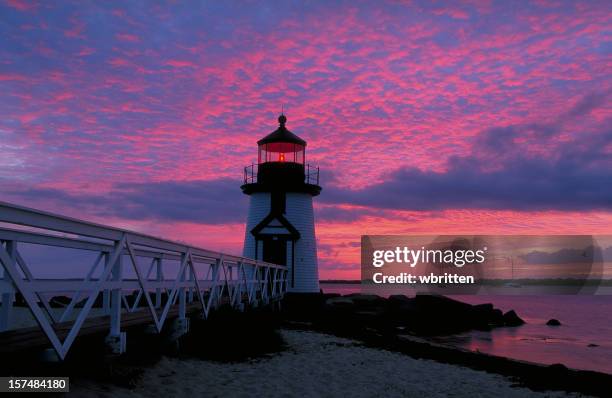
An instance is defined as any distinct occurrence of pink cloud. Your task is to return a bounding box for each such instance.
[63,17,86,39]
[0,73,27,81]
[433,7,470,19]
[115,33,140,43]
[5,0,35,11]
[77,47,95,56]
[165,59,197,68]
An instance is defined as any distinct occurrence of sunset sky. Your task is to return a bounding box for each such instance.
[1,0,611,279]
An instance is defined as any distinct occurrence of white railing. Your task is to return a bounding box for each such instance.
[243,162,320,185]
[0,201,287,359]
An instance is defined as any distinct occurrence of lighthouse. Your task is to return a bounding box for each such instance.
[241,114,321,293]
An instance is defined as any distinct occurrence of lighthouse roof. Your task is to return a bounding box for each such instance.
[257,115,307,146]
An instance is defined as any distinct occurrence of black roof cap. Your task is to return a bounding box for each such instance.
[257,115,307,146]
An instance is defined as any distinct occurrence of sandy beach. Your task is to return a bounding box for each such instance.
[70,329,585,397]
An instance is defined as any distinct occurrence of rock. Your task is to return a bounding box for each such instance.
[414,293,473,313]
[587,343,599,347]
[343,294,385,307]
[380,295,418,327]
[546,318,561,326]
[74,299,87,308]
[325,297,355,307]
[386,295,416,312]
[344,293,376,298]
[472,303,494,313]
[14,293,27,307]
[411,294,477,334]
[547,363,568,372]
[322,293,341,300]
[49,295,72,308]
[503,310,525,326]
[378,295,412,322]
[471,303,504,326]
[282,292,327,320]
[489,309,505,326]
[387,294,412,305]
[285,292,524,336]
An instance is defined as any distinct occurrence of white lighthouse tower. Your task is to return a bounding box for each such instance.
[242,114,321,292]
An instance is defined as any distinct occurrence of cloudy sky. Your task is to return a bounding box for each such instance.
[1,0,610,278]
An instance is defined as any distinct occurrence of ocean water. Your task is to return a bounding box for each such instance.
[320,283,612,374]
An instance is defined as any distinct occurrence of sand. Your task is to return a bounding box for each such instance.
[70,330,585,398]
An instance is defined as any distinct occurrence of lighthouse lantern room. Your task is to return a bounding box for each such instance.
[242,114,321,293]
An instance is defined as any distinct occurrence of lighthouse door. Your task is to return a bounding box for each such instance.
[262,236,287,266]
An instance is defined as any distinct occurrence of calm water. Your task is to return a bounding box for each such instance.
[320,283,612,374]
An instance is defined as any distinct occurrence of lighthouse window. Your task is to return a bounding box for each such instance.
[258,143,305,164]
[295,147,304,163]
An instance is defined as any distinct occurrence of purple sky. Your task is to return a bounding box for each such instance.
[1,0,611,278]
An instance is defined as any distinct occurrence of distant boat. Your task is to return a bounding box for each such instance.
[504,257,521,288]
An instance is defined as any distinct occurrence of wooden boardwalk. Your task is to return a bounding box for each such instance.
[0,201,287,359]
[0,303,203,354]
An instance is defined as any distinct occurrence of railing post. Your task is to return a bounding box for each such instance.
[110,253,122,336]
[247,264,255,304]
[102,252,110,315]
[229,265,236,306]
[0,241,16,332]
[212,259,221,308]
[106,247,125,354]
[178,253,186,320]
[169,252,190,342]
[282,269,288,295]
[155,258,162,309]
[188,265,194,303]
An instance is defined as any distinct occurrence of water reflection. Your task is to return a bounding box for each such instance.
[321,283,612,374]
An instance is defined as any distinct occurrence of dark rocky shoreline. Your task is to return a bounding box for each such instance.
[317,292,525,334]
[281,292,612,397]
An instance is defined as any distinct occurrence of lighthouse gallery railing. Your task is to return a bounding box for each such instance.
[0,201,288,359]
[243,163,320,185]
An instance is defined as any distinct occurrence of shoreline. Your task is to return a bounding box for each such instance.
[70,329,587,398]
[282,292,612,396]
[284,321,612,397]
[319,287,612,374]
